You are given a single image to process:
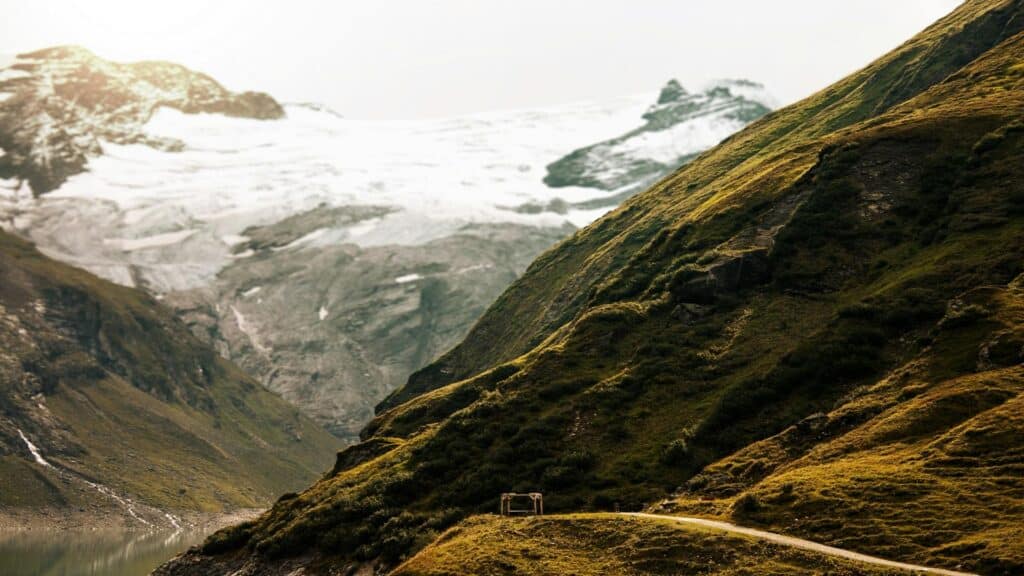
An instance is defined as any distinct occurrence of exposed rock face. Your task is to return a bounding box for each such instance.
[0,46,283,195]
[170,212,572,440]
[543,79,773,195]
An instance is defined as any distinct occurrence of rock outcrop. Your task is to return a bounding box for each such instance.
[543,78,773,195]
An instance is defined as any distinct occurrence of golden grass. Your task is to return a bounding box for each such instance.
[394,513,904,576]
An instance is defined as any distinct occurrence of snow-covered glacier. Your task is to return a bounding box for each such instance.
[0,48,774,439]
[10,96,655,291]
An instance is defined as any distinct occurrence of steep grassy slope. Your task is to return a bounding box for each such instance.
[160,0,1024,573]
[665,281,1024,574]
[380,0,1024,410]
[0,231,339,525]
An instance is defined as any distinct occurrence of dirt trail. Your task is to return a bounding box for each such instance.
[623,512,977,576]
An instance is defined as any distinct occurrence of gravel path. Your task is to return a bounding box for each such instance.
[623,512,977,576]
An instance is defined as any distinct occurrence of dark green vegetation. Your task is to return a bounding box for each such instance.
[0,231,338,519]
[162,0,1024,573]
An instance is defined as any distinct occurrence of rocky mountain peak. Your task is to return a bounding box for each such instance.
[543,77,774,193]
[0,45,284,195]
[641,78,771,128]
[656,78,687,104]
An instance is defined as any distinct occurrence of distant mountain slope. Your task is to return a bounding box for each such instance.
[0,46,283,195]
[0,231,338,527]
[168,218,572,438]
[157,0,1024,574]
[543,79,772,194]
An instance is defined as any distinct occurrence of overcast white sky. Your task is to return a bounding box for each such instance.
[2,0,963,119]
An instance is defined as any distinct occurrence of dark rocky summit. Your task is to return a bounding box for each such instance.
[542,78,773,195]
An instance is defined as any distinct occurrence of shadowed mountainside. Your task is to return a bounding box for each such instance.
[0,231,338,527]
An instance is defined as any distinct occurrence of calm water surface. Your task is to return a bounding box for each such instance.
[0,528,209,576]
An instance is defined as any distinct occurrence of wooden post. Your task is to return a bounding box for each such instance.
[499,492,543,516]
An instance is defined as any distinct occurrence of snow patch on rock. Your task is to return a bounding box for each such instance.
[221,234,250,246]
[231,305,270,356]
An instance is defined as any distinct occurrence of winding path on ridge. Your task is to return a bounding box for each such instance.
[621,512,977,576]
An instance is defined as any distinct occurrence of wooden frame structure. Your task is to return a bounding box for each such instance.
[500,492,543,516]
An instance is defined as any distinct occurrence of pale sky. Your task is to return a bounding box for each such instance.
[2,0,963,119]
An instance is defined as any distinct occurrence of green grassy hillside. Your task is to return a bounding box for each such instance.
[665,281,1024,574]
[160,0,1024,573]
[0,231,339,523]
[379,0,1024,412]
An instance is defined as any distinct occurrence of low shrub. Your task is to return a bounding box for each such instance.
[201,521,255,554]
[732,493,762,517]
[660,439,691,465]
[939,304,990,329]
